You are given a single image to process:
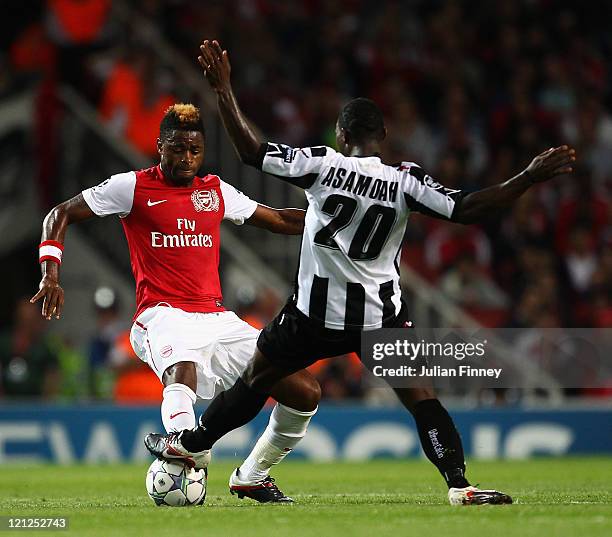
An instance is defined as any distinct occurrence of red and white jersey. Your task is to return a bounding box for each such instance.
[82,165,257,318]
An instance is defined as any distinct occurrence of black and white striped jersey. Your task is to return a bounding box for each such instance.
[258,142,466,330]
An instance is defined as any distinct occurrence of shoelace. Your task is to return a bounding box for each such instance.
[166,431,183,446]
[262,477,286,499]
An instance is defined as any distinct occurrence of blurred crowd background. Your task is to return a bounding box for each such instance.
[1,0,611,403]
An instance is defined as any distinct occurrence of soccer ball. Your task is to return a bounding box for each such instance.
[146,459,207,506]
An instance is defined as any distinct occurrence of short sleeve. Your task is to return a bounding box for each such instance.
[220,180,258,225]
[260,143,335,188]
[402,164,465,221]
[82,171,136,218]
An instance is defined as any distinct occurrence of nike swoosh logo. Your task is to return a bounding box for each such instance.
[169,412,189,419]
[147,199,167,207]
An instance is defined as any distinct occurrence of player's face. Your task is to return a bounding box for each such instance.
[158,130,205,184]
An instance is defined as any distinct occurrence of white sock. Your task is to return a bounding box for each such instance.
[161,383,197,433]
[238,403,317,483]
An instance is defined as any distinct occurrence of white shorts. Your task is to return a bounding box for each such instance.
[129,306,259,400]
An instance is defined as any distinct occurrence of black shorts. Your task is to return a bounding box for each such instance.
[256,299,412,371]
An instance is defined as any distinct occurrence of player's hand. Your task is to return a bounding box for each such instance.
[524,145,576,183]
[198,40,231,92]
[30,275,64,320]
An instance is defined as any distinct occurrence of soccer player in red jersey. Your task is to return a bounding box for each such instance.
[31,103,320,503]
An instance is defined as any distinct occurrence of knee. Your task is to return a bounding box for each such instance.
[163,362,197,392]
[299,377,321,411]
[269,371,321,411]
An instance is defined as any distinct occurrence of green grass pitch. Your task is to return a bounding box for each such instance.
[1,458,610,537]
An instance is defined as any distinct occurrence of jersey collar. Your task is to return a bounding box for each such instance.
[155,164,166,182]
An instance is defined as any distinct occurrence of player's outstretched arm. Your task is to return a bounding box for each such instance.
[454,145,576,224]
[199,40,263,166]
[31,194,95,320]
[246,205,305,235]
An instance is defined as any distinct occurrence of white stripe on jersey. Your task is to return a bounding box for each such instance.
[262,143,465,330]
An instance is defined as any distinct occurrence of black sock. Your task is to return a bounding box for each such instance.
[181,377,269,452]
[411,399,470,489]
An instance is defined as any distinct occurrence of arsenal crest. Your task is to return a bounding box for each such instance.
[191,189,220,212]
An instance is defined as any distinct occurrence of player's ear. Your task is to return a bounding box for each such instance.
[156,138,163,155]
[381,126,387,141]
[339,128,349,146]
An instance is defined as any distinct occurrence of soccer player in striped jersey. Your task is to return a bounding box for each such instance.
[146,41,576,506]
